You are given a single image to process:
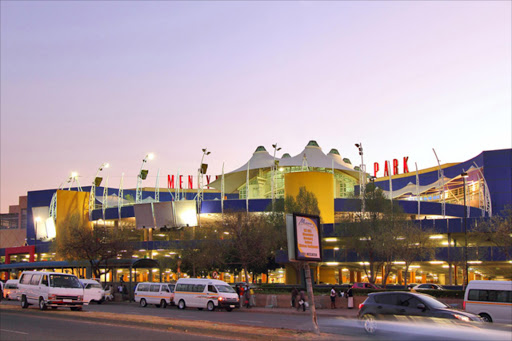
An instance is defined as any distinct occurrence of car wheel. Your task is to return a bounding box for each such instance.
[160,300,167,308]
[21,295,29,309]
[362,313,377,334]
[178,300,186,310]
[479,313,492,322]
[207,301,215,311]
[140,298,147,307]
[39,298,47,311]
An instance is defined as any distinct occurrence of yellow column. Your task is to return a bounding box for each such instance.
[411,271,416,283]
[356,271,362,282]
[469,272,475,282]
[397,271,403,285]
[350,271,356,283]
[421,274,427,283]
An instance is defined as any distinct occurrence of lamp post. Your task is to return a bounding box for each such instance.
[197,148,210,228]
[355,143,365,213]
[271,143,281,211]
[461,170,469,288]
[89,162,109,221]
[136,153,154,204]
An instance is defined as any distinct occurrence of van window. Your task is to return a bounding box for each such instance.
[208,285,217,293]
[160,285,169,293]
[20,274,32,285]
[41,275,48,286]
[49,274,82,288]
[468,289,512,303]
[195,284,205,292]
[30,274,41,285]
[216,285,236,293]
[137,283,150,292]
[150,284,160,292]
[168,284,175,293]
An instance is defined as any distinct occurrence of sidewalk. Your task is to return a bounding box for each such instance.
[240,305,359,318]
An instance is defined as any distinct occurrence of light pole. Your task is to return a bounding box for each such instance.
[197,148,210,228]
[355,143,365,213]
[136,153,154,204]
[461,170,469,288]
[271,143,281,211]
[89,162,109,220]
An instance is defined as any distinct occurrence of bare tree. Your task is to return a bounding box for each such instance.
[473,206,512,260]
[53,213,133,279]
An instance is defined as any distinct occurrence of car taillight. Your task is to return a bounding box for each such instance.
[463,301,466,310]
[359,303,364,309]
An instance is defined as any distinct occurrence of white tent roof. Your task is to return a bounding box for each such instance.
[380,177,452,199]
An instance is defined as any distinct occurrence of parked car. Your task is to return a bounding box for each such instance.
[79,279,104,304]
[18,271,85,311]
[358,291,482,334]
[351,282,382,290]
[3,280,20,300]
[410,283,444,292]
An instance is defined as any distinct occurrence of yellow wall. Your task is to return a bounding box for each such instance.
[284,171,334,223]
[319,267,336,284]
[56,190,90,240]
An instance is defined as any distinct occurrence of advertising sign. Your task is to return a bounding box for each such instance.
[288,213,322,262]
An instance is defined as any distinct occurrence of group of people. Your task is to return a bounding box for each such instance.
[235,283,253,308]
[330,286,354,309]
[290,286,354,311]
[290,287,307,311]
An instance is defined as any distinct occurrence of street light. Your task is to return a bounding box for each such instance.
[197,148,211,228]
[355,143,365,213]
[89,162,110,220]
[271,143,281,210]
[461,170,469,288]
[136,153,154,203]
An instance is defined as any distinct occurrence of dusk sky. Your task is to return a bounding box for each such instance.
[1,1,511,212]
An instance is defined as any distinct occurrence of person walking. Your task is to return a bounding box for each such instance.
[298,289,306,312]
[243,286,251,308]
[347,287,354,309]
[330,286,337,309]
[291,287,298,308]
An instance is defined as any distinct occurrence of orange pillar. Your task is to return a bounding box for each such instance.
[350,271,355,283]
[356,271,362,282]
[397,271,403,285]
[421,274,427,284]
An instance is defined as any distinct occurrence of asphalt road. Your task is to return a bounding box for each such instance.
[0,309,226,341]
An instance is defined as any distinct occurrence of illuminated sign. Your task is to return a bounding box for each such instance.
[287,213,322,262]
[167,175,219,190]
[373,157,410,178]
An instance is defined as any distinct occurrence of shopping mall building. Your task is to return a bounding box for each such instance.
[1,141,511,285]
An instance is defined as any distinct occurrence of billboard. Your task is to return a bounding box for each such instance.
[287,213,322,262]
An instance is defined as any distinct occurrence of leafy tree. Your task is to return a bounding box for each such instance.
[341,184,404,285]
[53,213,133,279]
[473,206,512,260]
[285,187,320,217]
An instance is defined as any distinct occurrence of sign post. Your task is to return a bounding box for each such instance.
[286,213,322,335]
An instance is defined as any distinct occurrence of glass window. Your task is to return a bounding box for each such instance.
[216,285,236,293]
[168,284,175,293]
[20,274,32,285]
[374,294,398,305]
[208,285,217,293]
[41,275,48,286]
[399,294,423,308]
[49,275,82,288]
[161,285,169,293]
[150,285,160,292]
[195,284,205,293]
[30,274,41,285]
[138,284,150,292]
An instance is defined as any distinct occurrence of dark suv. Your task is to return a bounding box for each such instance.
[358,292,482,333]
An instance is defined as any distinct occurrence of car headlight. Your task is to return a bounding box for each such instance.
[78,295,84,301]
[218,297,224,301]
[48,294,57,300]
[454,314,471,322]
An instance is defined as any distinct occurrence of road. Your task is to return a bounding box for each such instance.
[1,300,510,341]
[0,309,224,340]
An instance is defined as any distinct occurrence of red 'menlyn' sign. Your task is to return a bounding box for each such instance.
[374,157,409,178]
[167,175,219,190]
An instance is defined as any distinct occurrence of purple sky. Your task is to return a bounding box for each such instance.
[1,1,511,212]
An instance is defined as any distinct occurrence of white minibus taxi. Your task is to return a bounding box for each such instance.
[18,271,85,311]
[134,282,175,308]
[3,279,20,300]
[79,279,104,304]
[464,280,512,323]
[174,278,239,311]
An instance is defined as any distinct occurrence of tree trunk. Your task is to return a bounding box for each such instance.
[304,263,320,335]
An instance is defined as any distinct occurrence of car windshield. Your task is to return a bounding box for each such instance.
[50,275,82,288]
[216,285,236,293]
[87,284,102,289]
[420,294,450,309]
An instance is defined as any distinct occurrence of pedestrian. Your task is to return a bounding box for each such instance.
[243,286,251,308]
[235,284,240,299]
[347,287,354,309]
[291,287,298,308]
[298,289,306,312]
[330,286,337,309]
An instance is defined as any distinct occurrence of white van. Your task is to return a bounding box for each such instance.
[174,278,239,311]
[79,279,104,304]
[464,280,512,323]
[18,271,85,311]
[3,280,20,300]
[134,282,175,308]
